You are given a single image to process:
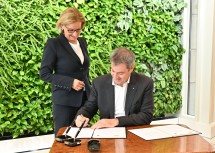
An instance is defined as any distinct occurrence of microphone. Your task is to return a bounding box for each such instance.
[55,120,75,143]
[64,120,86,147]
[88,129,100,151]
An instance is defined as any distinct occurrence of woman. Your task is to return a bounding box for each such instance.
[40,8,91,136]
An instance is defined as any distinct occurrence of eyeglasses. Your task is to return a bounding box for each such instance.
[65,25,82,34]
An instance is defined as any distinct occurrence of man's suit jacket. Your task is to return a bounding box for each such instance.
[40,34,91,107]
[76,72,154,126]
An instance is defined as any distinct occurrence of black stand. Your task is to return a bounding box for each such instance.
[64,138,81,147]
[55,135,71,143]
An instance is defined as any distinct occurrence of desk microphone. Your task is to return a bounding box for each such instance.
[55,120,75,143]
[64,120,86,147]
[88,129,100,151]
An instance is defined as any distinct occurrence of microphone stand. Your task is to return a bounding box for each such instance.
[55,120,75,142]
[64,120,75,139]
[88,129,100,151]
[64,120,86,147]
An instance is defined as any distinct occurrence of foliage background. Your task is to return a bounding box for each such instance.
[0,0,185,137]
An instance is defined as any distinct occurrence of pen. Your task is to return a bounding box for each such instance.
[91,128,96,139]
[74,120,86,141]
[65,120,75,138]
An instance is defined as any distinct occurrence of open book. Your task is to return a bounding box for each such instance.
[128,124,200,140]
[63,127,126,139]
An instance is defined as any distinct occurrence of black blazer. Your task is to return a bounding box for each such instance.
[76,72,154,126]
[40,34,91,107]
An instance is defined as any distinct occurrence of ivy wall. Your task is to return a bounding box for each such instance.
[0,0,186,137]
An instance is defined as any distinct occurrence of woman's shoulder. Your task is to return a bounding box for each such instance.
[78,37,88,47]
[78,37,86,41]
[46,35,60,43]
[46,34,66,45]
[78,37,87,43]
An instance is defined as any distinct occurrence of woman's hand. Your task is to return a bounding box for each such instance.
[72,79,85,91]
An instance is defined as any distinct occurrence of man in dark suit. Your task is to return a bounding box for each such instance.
[75,47,154,128]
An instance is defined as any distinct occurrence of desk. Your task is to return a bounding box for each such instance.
[49,125,215,153]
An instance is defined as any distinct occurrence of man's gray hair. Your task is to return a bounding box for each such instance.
[110,47,135,69]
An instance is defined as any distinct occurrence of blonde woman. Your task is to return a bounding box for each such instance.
[40,8,91,136]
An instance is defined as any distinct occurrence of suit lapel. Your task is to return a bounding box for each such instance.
[78,38,88,66]
[125,73,137,115]
[106,76,115,118]
[58,34,82,65]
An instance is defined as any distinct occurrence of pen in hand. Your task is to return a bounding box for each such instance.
[74,120,86,141]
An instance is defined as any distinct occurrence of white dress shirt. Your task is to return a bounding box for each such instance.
[112,78,130,118]
[69,41,84,64]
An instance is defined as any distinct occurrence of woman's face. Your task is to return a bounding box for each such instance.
[62,22,82,44]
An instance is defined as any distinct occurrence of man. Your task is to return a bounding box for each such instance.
[75,47,154,129]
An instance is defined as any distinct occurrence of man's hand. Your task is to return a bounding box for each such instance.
[91,118,119,129]
[75,115,89,127]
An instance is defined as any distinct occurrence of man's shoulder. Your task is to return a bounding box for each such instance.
[132,72,153,82]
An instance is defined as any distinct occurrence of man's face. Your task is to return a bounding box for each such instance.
[111,63,134,86]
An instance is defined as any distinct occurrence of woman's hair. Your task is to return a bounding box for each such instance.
[56,7,85,33]
[110,47,135,69]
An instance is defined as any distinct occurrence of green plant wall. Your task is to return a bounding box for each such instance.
[0,0,186,138]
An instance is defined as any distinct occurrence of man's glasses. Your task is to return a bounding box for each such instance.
[65,25,82,34]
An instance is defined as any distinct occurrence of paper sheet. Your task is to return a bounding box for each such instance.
[63,127,126,139]
[128,124,200,140]
[93,127,126,138]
